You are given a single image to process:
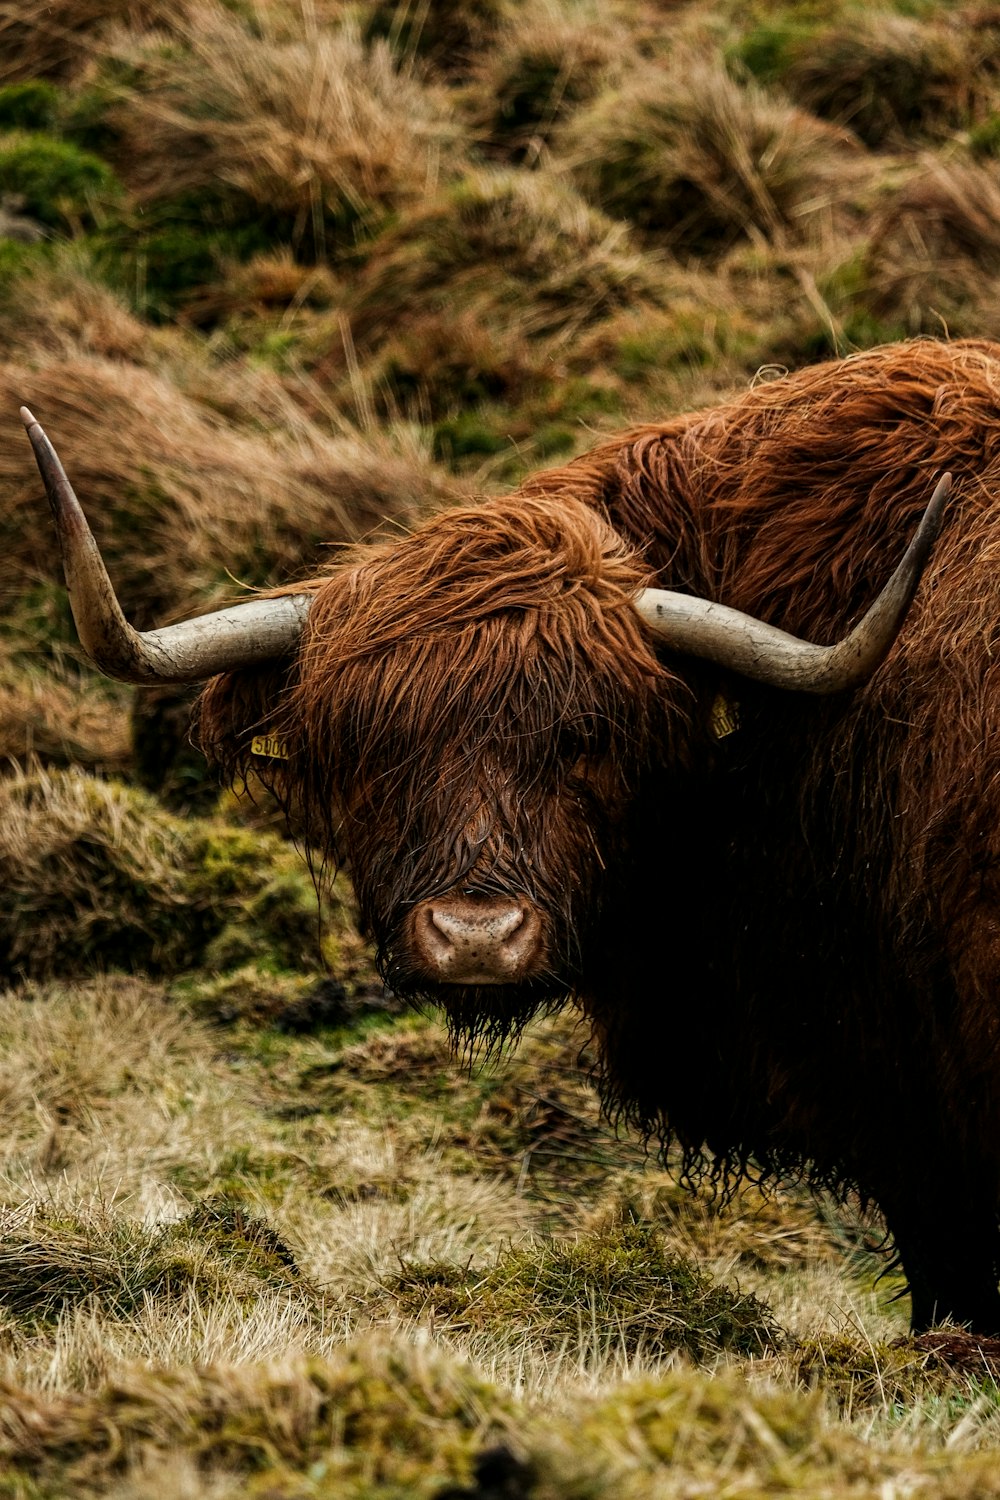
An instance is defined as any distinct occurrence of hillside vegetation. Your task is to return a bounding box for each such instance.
[5,0,1000,1493]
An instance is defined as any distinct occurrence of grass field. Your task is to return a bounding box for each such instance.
[7,0,1000,1492]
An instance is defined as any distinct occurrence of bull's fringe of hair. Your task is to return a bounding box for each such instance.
[199,338,1000,1228]
[271,491,683,961]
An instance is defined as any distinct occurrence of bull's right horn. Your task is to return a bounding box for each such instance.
[20,406,311,684]
[634,473,949,693]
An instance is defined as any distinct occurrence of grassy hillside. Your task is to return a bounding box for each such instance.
[6,0,1000,1492]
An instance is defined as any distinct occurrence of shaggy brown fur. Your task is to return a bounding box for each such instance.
[200,337,1000,1332]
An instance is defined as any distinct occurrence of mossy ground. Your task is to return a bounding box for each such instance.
[6,0,1000,1491]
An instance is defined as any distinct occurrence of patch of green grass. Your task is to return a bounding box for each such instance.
[92,192,283,321]
[388,1220,781,1362]
[432,411,512,462]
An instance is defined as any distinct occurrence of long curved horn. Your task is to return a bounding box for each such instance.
[634,474,949,693]
[20,406,310,684]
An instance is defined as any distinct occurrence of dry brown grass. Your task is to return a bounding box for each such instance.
[562,51,867,257]
[2,352,458,624]
[0,665,131,775]
[0,248,154,363]
[99,4,467,247]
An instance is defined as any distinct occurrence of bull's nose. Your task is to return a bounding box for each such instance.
[411,892,543,984]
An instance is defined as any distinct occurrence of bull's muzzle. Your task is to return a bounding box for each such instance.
[410,891,544,985]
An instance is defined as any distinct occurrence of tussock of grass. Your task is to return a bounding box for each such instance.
[737,11,988,148]
[0,0,176,84]
[0,1343,514,1498]
[337,1024,457,1083]
[387,1220,781,1363]
[334,168,664,419]
[178,249,340,330]
[788,1331,981,1413]
[0,81,61,132]
[3,1343,1000,1498]
[101,7,466,255]
[0,246,151,361]
[588,1171,841,1277]
[349,168,664,345]
[363,0,513,74]
[0,131,121,231]
[0,1200,304,1327]
[864,157,1000,336]
[562,53,862,256]
[468,1,623,158]
[560,1364,1000,1496]
[0,767,337,981]
[183,964,384,1030]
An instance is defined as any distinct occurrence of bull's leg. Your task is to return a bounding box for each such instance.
[878,1188,1000,1334]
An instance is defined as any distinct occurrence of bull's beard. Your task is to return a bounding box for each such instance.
[388,969,575,1053]
[372,898,586,1049]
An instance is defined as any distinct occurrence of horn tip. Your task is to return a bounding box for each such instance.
[19,405,37,429]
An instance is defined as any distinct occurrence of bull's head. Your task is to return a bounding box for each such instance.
[20,406,948,1037]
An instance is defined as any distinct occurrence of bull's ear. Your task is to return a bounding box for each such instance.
[21,406,312,684]
[194,657,299,786]
[634,473,950,693]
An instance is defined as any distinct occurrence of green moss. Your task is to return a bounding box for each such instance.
[389,1220,781,1362]
[0,82,61,133]
[730,21,816,83]
[201,868,324,974]
[0,133,120,230]
[433,412,511,461]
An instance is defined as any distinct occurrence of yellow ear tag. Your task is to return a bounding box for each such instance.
[711,695,739,740]
[250,734,289,760]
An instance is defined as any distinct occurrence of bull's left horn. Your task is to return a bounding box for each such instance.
[20,406,310,684]
[634,474,950,693]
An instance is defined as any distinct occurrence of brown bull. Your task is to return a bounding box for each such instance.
[26,337,1000,1332]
